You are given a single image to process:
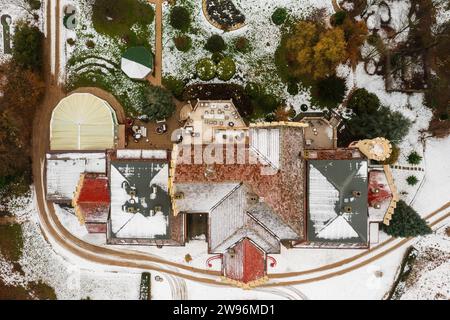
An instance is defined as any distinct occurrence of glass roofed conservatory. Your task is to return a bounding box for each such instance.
[50,93,118,150]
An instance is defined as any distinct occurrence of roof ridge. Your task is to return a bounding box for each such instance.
[216,225,277,254]
[209,182,243,212]
[245,208,280,240]
[249,145,279,171]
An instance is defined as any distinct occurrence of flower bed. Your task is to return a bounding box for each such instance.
[203,0,245,31]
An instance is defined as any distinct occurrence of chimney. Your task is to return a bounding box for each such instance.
[352,190,362,197]
[344,206,352,213]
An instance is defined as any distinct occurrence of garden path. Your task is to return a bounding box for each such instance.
[146,0,163,86]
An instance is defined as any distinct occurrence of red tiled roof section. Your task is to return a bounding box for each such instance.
[74,174,110,228]
[77,175,110,203]
[174,126,306,240]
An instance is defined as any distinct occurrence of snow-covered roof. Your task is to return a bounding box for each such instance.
[115,149,168,160]
[173,183,240,213]
[46,153,106,201]
[307,160,369,244]
[209,184,280,254]
[246,202,298,240]
[249,127,281,169]
[110,161,170,239]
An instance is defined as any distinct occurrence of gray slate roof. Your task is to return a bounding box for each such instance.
[307,160,368,244]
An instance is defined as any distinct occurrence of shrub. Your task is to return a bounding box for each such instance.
[162,76,185,98]
[381,200,431,237]
[211,52,224,64]
[170,6,190,32]
[86,40,95,48]
[407,151,422,165]
[271,8,288,25]
[331,11,347,26]
[216,57,236,81]
[195,58,216,81]
[367,33,381,46]
[26,0,42,10]
[92,0,154,36]
[406,175,419,186]
[142,86,176,120]
[205,35,226,53]
[0,224,24,262]
[67,38,75,46]
[234,37,251,53]
[258,94,279,113]
[12,20,44,72]
[245,82,261,98]
[173,34,192,52]
[348,88,380,114]
[287,82,299,96]
[311,75,346,109]
[381,144,400,164]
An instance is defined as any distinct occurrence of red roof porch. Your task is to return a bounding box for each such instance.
[222,238,266,284]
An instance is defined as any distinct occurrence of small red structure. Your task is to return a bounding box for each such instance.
[368,170,392,207]
[73,173,110,233]
[222,238,266,284]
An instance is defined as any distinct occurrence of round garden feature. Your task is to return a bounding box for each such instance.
[121,46,154,80]
[202,0,245,31]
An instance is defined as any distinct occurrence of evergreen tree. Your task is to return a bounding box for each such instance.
[346,89,411,143]
[346,106,410,142]
[169,6,191,32]
[348,88,380,114]
[142,86,175,120]
[162,76,185,98]
[406,175,419,186]
[12,20,44,72]
[382,200,432,237]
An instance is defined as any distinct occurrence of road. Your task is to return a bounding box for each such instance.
[29,0,450,292]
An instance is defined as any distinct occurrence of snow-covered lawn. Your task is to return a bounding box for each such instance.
[162,0,334,114]
[392,224,450,300]
[63,0,156,114]
[342,60,433,205]
[412,135,450,216]
[1,189,142,300]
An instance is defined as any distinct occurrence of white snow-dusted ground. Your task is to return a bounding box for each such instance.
[290,244,407,300]
[411,135,450,216]
[394,225,450,300]
[342,60,433,205]
[1,189,141,300]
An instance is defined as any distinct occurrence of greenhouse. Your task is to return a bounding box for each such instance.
[50,93,118,150]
